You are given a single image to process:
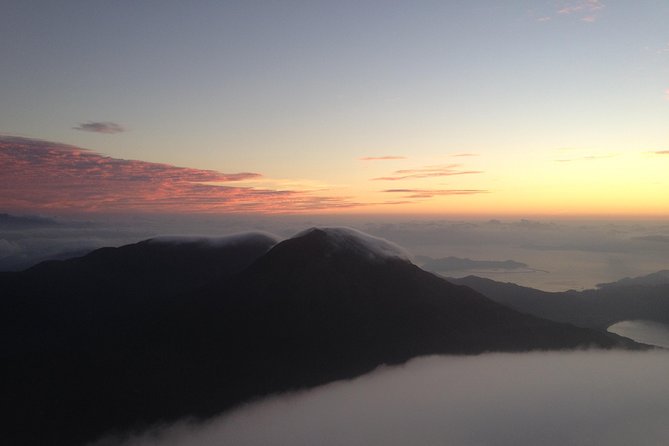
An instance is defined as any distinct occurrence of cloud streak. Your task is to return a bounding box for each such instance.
[537,0,605,23]
[0,136,358,214]
[383,189,488,198]
[73,121,125,134]
[372,164,483,181]
[554,154,616,162]
[359,156,407,161]
[558,0,604,22]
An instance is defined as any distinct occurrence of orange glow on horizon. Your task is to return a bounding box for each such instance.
[1,136,667,218]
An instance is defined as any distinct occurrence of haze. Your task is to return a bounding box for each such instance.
[3,214,668,291]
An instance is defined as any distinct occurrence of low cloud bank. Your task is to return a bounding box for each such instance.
[608,320,669,349]
[3,214,669,291]
[416,255,531,272]
[93,350,669,446]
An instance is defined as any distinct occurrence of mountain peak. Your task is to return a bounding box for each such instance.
[290,227,411,262]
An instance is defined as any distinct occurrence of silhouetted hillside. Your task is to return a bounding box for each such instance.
[596,270,669,289]
[3,228,640,446]
[450,275,669,329]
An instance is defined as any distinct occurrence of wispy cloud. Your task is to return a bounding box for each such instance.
[555,154,616,162]
[665,88,669,100]
[359,156,407,161]
[0,136,359,214]
[652,150,669,155]
[451,153,479,157]
[537,0,605,23]
[383,188,488,198]
[372,164,483,181]
[558,0,604,21]
[73,121,125,134]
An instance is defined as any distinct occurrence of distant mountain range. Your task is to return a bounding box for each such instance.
[0,212,60,228]
[3,228,643,446]
[449,273,669,330]
[596,269,669,289]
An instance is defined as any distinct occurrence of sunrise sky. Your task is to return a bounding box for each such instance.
[1,1,668,217]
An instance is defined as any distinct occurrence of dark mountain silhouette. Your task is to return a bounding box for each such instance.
[0,246,97,272]
[449,275,669,329]
[596,269,669,289]
[0,212,60,228]
[3,228,641,446]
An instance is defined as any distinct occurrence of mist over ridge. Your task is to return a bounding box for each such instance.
[3,212,668,292]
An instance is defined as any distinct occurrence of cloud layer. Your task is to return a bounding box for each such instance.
[92,350,669,446]
[0,137,357,213]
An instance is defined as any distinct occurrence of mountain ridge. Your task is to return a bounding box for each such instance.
[449,275,669,329]
[3,228,644,446]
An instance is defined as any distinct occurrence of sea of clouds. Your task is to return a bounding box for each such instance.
[92,350,669,446]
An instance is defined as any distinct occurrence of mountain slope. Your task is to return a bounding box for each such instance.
[450,275,669,329]
[3,228,641,446]
[596,269,669,289]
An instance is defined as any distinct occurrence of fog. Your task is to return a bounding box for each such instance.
[92,351,669,446]
[3,213,668,291]
[608,321,669,349]
[295,227,411,261]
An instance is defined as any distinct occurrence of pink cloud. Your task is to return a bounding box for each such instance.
[653,150,669,155]
[0,136,359,214]
[372,164,483,181]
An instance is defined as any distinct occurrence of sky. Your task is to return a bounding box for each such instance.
[1,0,669,217]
